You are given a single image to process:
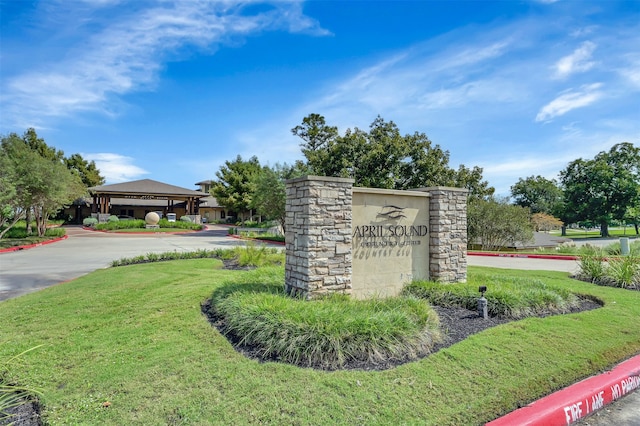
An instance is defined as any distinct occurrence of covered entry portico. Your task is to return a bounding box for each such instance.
[88,179,208,221]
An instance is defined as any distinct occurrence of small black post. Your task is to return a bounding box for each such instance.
[478,286,488,320]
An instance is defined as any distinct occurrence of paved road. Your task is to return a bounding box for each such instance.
[1,227,638,425]
[0,225,246,301]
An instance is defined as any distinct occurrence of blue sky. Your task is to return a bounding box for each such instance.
[1,0,638,195]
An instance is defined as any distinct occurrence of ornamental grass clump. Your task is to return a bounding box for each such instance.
[0,345,42,422]
[604,255,640,289]
[404,274,581,319]
[231,243,283,267]
[577,245,640,289]
[209,273,441,370]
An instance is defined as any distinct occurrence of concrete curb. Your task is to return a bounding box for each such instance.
[486,354,640,425]
[0,235,68,253]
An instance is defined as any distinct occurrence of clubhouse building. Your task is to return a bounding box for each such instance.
[67,179,232,224]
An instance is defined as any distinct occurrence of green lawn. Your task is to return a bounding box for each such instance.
[1,261,639,425]
[550,227,639,239]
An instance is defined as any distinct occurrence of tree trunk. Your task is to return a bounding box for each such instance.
[25,208,32,235]
[600,222,609,237]
[561,225,567,236]
[635,223,639,235]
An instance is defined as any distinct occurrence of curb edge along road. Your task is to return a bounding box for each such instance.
[486,354,640,426]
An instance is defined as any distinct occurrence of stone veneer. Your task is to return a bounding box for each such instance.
[419,187,469,283]
[284,176,353,299]
[285,177,468,299]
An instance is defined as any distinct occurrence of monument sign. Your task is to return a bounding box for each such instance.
[285,176,467,300]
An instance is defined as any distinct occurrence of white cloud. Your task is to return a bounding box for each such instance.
[553,41,597,79]
[1,1,328,128]
[82,153,149,183]
[535,83,603,122]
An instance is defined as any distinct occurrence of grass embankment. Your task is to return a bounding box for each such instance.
[1,263,639,425]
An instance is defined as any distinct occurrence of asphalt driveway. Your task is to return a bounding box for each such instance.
[0,225,245,301]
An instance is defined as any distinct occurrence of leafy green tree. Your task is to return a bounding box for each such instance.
[467,197,534,251]
[452,164,494,201]
[22,128,64,162]
[559,142,640,237]
[212,155,262,223]
[291,113,340,177]
[65,153,105,187]
[251,162,310,232]
[1,130,85,237]
[510,175,563,215]
[0,143,24,238]
[624,205,640,235]
[292,114,494,199]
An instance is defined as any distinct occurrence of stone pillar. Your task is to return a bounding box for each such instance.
[423,187,469,283]
[284,176,354,299]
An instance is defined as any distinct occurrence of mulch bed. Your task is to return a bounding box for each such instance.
[202,296,602,372]
[0,399,41,426]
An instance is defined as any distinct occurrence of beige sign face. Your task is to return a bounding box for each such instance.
[351,188,429,299]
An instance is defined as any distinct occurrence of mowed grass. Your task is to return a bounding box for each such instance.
[549,228,639,239]
[1,261,640,425]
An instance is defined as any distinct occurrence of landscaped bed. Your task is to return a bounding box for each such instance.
[1,261,639,425]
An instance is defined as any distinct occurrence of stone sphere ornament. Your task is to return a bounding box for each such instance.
[145,211,160,225]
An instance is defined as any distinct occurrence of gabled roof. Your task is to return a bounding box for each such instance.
[89,179,207,198]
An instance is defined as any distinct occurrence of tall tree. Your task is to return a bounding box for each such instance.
[559,142,640,237]
[1,130,85,237]
[467,197,534,250]
[22,128,64,162]
[65,153,105,187]
[0,139,24,238]
[291,113,340,176]
[510,175,563,215]
[292,114,494,199]
[212,155,262,222]
[251,162,310,232]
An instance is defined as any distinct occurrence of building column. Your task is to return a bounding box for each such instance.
[422,187,469,283]
[284,176,354,299]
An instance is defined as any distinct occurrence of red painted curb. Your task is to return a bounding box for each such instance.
[469,252,579,261]
[0,235,68,253]
[486,354,640,425]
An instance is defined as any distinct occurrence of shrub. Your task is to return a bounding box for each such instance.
[404,274,581,319]
[157,218,201,230]
[44,228,65,238]
[209,272,442,369]
[82,217,98,227]
[107,215,119,223]
[180,216,192,223]
[111,248,239,267]
[96,219,145,231]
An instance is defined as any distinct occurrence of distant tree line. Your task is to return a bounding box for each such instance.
[0,129,105,238]
[212,115,638,247]
[510,142,640,237]
[212,114,496,230]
